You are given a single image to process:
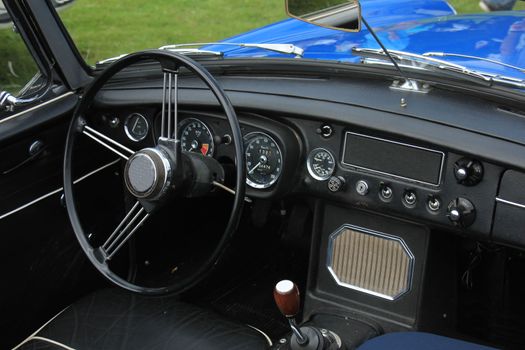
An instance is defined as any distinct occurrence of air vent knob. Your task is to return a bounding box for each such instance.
[454,158,483,186]
[447,197,476,228]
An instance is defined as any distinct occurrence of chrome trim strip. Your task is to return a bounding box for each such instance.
[0,92,75,126]
[326,224,415,301]
[0,159,120,221]
[246,325,273,347]
[27,337,75,350]
[341,131,445,187]
[496,197,525,209]
[12,307,70,350]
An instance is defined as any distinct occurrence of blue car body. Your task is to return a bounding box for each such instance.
[204,0,525,82]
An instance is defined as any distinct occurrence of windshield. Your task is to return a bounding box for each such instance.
[56,0,525,86]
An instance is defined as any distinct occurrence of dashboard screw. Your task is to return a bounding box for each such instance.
[400,98,408,107]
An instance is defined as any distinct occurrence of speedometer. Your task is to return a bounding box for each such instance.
[244,132,283,189]
[179,118,214,157]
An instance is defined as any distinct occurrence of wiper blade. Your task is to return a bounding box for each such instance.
[160,42,305,57]
[353,47,525,89]
[423,52,525,74]
[353,47,491,81]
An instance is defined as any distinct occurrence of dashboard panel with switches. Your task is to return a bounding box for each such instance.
[89,107,505,243]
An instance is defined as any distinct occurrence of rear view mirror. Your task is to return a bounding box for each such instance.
[286,0,361,32]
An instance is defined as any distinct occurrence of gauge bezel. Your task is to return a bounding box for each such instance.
[179,117,215,157]
[244,131,283,189]
[307,147,336,181]
[124,113,149,142]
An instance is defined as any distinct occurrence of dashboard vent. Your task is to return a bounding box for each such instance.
[327,225,414,300]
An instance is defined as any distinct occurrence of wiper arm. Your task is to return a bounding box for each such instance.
[353,47,491,82]
[160,42,305,57]
[353,47,525,89]
[423,52,525,74]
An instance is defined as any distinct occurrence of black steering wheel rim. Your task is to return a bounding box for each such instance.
[64,50,246,295]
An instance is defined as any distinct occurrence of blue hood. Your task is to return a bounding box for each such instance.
[204,1,525,81]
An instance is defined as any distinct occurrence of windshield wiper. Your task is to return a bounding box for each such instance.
[353,47,525,89]
[97,42,304,66]
[160,42,305,57]
[423,52,525,74]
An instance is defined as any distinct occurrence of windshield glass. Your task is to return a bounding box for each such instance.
[0,2,41,95]
[59,0,286,65]
[57,1,525,85]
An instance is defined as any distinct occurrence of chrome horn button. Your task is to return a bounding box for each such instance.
[124,148,171,199]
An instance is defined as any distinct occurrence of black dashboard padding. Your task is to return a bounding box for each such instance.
[343,133,443,185]
[492,170,525,248]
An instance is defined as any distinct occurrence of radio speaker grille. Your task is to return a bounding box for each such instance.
[327,226,414,300]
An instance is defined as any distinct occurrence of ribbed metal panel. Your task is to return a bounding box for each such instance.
[327,226,414,300]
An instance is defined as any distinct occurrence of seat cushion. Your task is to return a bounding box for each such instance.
[357,332,498,350]
[15,289,269,350]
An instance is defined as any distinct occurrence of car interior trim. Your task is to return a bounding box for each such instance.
[326,224,415,301]
[0,158,120,221]
[12,308,69,350]
[246,324,273,346]
[0,92,74,126]
[24,336,75,350]
[495,197,525,209]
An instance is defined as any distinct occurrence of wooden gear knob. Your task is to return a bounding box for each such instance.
[274,280,300,318]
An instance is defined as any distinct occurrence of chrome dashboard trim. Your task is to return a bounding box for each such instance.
[0,159,120,221]
[496,197,525,209]
[0,92,75,126]
[341,131,445,187]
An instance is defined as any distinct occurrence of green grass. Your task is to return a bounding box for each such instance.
[1,0,524,94]
[449,0,525,13]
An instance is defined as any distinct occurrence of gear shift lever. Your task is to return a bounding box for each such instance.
[274,280,308,345]
[274,280,345,350]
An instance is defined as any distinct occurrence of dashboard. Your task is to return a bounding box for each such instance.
[89,61,525,252]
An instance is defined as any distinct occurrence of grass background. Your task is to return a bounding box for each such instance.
[1,0,524,94]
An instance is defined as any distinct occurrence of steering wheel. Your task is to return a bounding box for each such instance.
[63,50,246,295]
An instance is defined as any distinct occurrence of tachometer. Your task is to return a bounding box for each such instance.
[179,118,214,156]
[244,132,283,189]
[307,148,336,181]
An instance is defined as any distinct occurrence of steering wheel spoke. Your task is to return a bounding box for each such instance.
[160,69,179,142]
[83,125,135,160]
[100,201,150,261]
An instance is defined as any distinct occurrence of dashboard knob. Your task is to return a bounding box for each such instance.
[328,176,345,192]
[454,158,483,186]
[447,197,476,228]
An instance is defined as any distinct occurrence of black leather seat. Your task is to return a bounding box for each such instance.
[14,289,269,350]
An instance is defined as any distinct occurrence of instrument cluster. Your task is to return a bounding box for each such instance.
[175,116,284,190]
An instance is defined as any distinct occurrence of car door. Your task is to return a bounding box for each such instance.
[0,1,108,348]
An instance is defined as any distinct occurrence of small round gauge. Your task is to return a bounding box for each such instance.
[244,132,283,189]
[124,113,149,142]
[179,118,214,157]
[307,148,336,181]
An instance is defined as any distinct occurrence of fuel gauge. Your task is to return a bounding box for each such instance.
[307,148,336,181]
